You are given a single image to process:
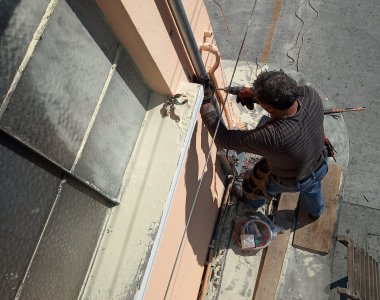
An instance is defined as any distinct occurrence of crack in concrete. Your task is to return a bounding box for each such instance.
[340,200,380,211]
[286,0,319,71]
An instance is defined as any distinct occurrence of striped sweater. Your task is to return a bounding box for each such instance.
[200,86,325,181]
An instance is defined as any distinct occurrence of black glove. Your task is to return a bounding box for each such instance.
[203,79,215,104]
[194,75,215,104]
[236,96,255,110]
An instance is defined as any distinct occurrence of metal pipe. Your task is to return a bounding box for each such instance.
[199,43,220,74]
[167,0,208,79]
[199,42,233,127]
[198,176,234,299]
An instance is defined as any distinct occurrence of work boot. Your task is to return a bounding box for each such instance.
[231,180,268,208]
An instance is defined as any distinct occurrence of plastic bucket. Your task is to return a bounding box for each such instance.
[235,218,273,251]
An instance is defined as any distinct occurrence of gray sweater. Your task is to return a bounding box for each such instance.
[200,86,325,181]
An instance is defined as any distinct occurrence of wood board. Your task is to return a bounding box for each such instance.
[254,192,299,300]
[293,163,342,254]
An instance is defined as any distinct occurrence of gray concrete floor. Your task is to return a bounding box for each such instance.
[204,0,380,299]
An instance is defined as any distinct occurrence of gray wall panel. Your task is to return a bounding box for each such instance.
[0,132,62,299]
[0,0,50,103]
[0,0,118,169]
[74,49,151,199]
[19,179,109,300]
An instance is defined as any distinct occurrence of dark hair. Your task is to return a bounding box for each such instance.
[254,70,299,110]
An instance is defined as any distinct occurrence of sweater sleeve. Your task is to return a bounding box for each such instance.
[200,103,271,155]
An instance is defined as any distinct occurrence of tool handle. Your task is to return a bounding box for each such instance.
[324,106,366,115]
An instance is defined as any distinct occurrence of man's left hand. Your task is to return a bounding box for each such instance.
[203,79,215,104]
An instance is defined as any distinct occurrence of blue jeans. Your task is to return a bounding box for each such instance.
[267,160,329,217]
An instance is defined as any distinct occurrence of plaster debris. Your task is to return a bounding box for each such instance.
[222,61,269,130]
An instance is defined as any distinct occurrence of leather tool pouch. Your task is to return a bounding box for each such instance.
[242,159,271,200]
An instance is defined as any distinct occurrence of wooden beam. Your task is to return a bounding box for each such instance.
[253,192,299,300]
[293,164,342,254]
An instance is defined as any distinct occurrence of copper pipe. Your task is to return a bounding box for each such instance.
[200,43,233,128]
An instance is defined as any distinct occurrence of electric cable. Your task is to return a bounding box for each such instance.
[163,0,259,297]
[295,0,319,71]
[212,0,256,73]
[286,0,307,68]
[296,0,319,70]
[286,0,319,71]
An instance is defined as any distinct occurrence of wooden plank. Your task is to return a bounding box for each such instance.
[293,164,342,254]
[370,256,378,299]
[360,249,366,299]
[347,240,354,293]
[362,250,367,299]
[376,262,380,300]
[253,192,299,300]
[354,247,361,297]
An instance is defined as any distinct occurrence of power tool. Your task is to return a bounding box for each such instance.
[219,86,257,110]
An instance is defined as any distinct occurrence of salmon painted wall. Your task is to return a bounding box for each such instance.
[139,2,228,298]
[145,118,225,299]
[96,1,234,298]
[96,0,229,97]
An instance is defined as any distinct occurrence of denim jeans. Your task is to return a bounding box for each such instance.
[266,160,329,217]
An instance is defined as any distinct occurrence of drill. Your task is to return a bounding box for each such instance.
[220,86,257,110]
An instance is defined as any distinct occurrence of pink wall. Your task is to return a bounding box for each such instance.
[96,1,231,297]
[144,118,225,299]
[96,0,227,96]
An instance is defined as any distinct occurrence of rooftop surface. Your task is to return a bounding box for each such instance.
[203,0,380,299]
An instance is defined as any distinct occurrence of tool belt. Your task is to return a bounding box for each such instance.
[242,159,272,201]
[242,148,327,196]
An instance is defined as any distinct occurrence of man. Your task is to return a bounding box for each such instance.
[200,70,328,219]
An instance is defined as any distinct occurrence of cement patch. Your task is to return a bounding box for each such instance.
[276,235,333,300]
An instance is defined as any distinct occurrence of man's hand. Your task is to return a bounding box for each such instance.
[192,75,215,105]
[202,78,215,105]
[237,96,255,110]
[226,85,257,110]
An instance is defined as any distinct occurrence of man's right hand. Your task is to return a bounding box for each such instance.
[237,96,255,110]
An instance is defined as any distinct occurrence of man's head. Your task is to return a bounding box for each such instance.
[254,70,299,110]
